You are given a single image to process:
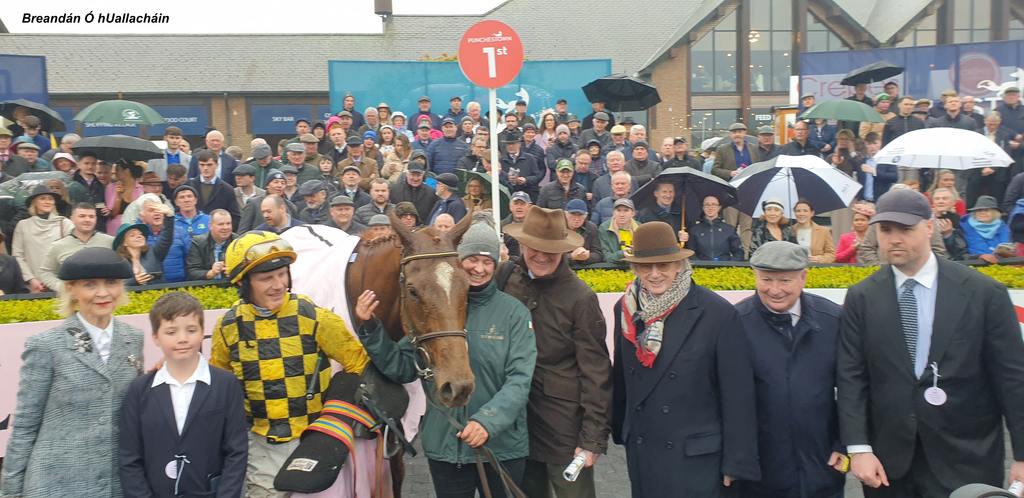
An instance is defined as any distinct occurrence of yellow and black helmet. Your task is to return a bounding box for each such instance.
[225,231,297,284]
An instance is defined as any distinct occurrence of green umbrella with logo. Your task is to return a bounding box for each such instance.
[73,100,165,126]
[800,99,884,123]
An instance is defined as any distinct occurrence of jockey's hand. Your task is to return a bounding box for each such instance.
[457,420,489,448]
[355,290,379,322]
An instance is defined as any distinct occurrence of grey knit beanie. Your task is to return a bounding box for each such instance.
[457,220,501,262]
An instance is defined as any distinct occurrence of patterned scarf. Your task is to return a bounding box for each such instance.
[620,263,693,367]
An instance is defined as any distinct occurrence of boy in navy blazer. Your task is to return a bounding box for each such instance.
[120,292,247,497]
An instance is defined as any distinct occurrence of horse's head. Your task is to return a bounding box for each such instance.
[388,210,475,407]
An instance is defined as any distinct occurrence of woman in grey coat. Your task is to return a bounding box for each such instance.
[0,247,144,498]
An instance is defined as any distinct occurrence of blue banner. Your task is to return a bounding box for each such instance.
[800,40,1024,115]
[327,59,612,123]
[0,54,48,104]
[250,104,318,135]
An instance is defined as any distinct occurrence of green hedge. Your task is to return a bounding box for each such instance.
[3,265,1023,324]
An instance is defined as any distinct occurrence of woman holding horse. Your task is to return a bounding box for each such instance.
[355,218,537,498]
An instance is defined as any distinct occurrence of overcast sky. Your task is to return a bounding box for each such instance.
[3,0,509,34]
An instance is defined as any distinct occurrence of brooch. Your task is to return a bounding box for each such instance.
[127,354,144,374]
[68,327,93,354]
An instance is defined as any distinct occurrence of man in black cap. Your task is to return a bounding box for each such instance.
[337,136,378,190]
[427,172,467,224]
[754,126,780,160]
[444,95,467,123]
[187,150,241,230]
[410,96,441,130]
[663,136,702,169]
[579,111,612,151]
[500,130,544,202]
[582,101,615,130]
[232,163,265,212]
[734,241,847,498]
[514,99,535,126]
[389,160,436,222]
[297,180,330,225]
[554,98,570,123]
[426,117,468,175]
[325,194,365,235]
[341,94,365,130]
[838,188,1024,498]
[625,140,662,186]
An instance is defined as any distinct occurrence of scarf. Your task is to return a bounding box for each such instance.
[967,215,1003,240]
[619,263,693,367]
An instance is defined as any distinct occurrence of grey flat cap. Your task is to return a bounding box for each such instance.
[750,241,809,271]
[949,483,1018,498]
[285,142,305,153]
[330,194,354,207]
[252,144,272,160]
[727,122,747,131]
[368,214,391,226]
[298,180,326,197]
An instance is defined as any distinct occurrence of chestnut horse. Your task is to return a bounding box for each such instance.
[345,211,476,497]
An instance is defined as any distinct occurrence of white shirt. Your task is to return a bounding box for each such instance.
[151,354,212,435]
[796,227,812,250]
[77,312,113,363]
[848,252,938,455]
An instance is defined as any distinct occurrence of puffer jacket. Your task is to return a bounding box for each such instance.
[545,139,578,173]
[359,281,536,463]
[536,181,586,210]
[426,136,469,175]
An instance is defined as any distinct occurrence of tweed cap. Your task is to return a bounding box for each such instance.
[750,241,809,271]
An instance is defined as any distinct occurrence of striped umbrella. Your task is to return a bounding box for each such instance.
[730,155,862,218]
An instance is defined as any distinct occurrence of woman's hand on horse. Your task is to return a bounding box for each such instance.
[457,420,489,448]
[355,290,379,321]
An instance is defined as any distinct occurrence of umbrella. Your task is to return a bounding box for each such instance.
[71,135,163,163]
[73,100,164,126]
[0,99,66,132]
[454,168,511,219]
[874,128,1014,170]
[630,167,737,226]
[0,172,73,204]
[840,61,904,86]
[582,74,661,112]
[730,155,862,218]
[800,100,884,123]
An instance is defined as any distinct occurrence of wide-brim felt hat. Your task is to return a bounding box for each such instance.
[25,184,59,207]
[622,221,694,263]
[502,205,583,253]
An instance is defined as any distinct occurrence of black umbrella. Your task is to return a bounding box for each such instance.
[71,135,163,163]
[582,74,661,112]
[840,61,904,86]
[0,99,66,132]
[630,167,737,226]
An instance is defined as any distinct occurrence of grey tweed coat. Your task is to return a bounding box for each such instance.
[0,315,143,498]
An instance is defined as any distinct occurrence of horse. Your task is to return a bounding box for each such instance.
[281,211,476,497]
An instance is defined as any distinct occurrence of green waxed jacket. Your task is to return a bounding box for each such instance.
[357,280,536,464]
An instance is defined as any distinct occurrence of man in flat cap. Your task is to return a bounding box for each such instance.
[337,136,379,191]
[427,172,467,225]
[325,194,365,235]
[734,241,846,498]
[296,180,329,225]
[837,189,1024,497]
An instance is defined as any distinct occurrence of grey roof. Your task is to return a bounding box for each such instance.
[832,0,936,44]
[0,0,701,95]
[637,0,729,75]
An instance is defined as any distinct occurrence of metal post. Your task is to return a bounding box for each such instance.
[489,87,501,235]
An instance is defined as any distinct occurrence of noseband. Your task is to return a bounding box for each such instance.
[399,251,468,380]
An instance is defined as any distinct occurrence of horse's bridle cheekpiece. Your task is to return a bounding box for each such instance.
[398,251,467,380]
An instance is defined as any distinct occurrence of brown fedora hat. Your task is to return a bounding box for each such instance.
[622,221,694,263]
[502,205,584,253]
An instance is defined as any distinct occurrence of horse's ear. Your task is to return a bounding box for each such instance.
[447,206,475,247]
[388,210,416,248]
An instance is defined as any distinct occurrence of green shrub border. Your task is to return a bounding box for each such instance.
[3,265,1023,324]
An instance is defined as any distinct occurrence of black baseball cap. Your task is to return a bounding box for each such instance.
[870,189,933,226]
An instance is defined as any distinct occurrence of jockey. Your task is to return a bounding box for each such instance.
[210,230,370,498]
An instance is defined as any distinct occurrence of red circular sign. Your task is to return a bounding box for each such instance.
[458,20,524,89]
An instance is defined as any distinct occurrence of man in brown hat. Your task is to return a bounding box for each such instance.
[499,206,611,498]
[611,221,760,498]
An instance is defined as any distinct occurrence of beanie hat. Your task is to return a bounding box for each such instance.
[556,124,570,135]
[457,218,501,263]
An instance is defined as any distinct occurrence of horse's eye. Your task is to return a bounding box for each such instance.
[407,286,419,299]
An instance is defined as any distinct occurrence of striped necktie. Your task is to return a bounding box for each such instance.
[898,279,918,366]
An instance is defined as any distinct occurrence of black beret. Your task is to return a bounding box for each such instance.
[58,247,133,281]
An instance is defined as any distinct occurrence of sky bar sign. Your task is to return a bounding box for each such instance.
[458,20,524,89]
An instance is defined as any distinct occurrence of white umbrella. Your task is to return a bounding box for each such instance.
[874,127,1014,170]
[730,154,862,218]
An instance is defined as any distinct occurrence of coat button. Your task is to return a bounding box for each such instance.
[635,436,644,445]
[668,371,677,379]
[629,367,636,375]
[665,441,674,449]
[661,405,670,414]
[636,404,644,412]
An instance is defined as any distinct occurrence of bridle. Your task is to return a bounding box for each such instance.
[398,250,468,380]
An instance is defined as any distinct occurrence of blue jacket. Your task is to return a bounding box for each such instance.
[808,123,837,153]
[147,219,191,283]
[960,214,1011,256]
[174,212,210,238]
[734,293,845,498]
[425,136,468,175]
[427,195,468,224]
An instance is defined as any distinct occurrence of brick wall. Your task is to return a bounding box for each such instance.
[648,46,690,148]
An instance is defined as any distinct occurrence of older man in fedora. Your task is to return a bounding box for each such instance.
[500,206,611,498]
[611,221,760,498]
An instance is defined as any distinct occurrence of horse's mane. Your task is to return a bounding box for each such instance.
[359,233,402,250]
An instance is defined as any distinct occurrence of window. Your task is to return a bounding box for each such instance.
[749,0,792,92]
[691,109,740,144]
[1010,17,1024,40]
[691,10,738,93]
[953,0,991,43]
[896,10,937,47]
[806,12,850,52]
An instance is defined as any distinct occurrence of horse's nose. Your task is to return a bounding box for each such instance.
[438,379,474,407]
